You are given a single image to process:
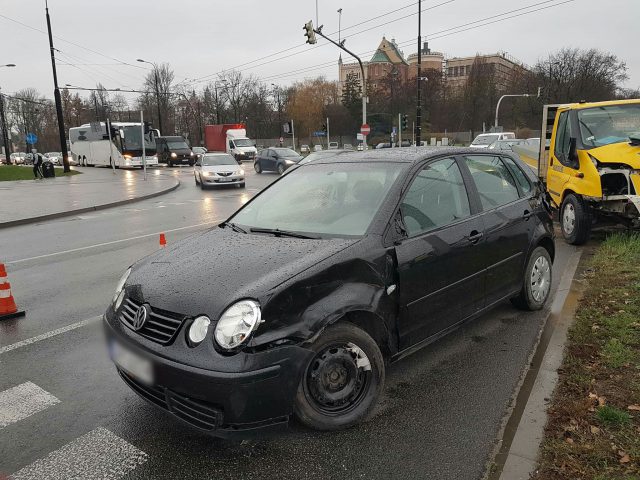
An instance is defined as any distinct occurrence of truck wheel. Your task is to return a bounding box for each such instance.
[294,323,384,431]
[560,194,591,245]
[511,246,553,311]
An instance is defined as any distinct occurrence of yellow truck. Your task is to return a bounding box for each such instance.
[514,99,640,244]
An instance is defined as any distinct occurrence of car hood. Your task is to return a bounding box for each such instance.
[586,142,640,168]
[171,149,192,155]
[127,227,357,319]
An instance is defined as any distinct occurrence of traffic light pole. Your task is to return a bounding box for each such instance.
[0,91,11,164]
[312,28,367,150]
[45,1,70,173]
[398,113,402,147]
[415,0,422,147]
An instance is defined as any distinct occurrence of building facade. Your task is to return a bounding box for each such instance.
[338,38,525,93]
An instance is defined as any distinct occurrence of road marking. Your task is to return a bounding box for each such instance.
[0,316,101,355]
[10,427,148,480]
[0,382,60,428]
[6,220,221,265]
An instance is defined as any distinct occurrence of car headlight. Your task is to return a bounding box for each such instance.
[171,152,177,158]
[202,171,212,177]
[112,267,131,305]
[188,316,211,344]
[123,154,132,159]
[284,159,295,165]
[190,151,194,157]
[235,169,245,175]
[214,300,261,350]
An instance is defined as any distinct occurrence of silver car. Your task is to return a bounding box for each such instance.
[194,152,245,189]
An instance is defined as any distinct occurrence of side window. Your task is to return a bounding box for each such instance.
[554,111,572,163]
[229,140,234,149]
[400,158,471,237]
[502,156,532,196]
[464,155,520,209]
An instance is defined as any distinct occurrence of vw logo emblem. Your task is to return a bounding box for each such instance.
[132,305,148,330]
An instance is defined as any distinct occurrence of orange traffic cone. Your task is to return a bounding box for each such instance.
[159,233,167,248]
[0,263,25,321]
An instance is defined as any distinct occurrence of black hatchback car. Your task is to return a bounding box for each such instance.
[104,148,554,436]
[254,147,303,174]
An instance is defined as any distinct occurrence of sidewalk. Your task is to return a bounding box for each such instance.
[0,167,179,228]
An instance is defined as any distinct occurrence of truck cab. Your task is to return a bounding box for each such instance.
[530,100,640,244]
[226,131,257,162]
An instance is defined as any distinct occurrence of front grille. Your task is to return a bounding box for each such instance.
[218,171,232,177]
[120,297,185,345]
[119,369,223,430]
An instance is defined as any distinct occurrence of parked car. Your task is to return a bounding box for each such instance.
[105,147,554,436]
[469,132,515,148]
[313,145,323,152]
[344,143,354,150]
[328,141,339,150]
[23,153,34,165]
[300,144,310,154]
[254,147,303,174]
[297,148,355,166]
[194,152,245,189]
[45,152,62,165]
[10,153,24,165]
[488,139,527,151]
[0,154,6,165]
[357,143,364,151]
[375,142,392,149]
[155,136,195,167]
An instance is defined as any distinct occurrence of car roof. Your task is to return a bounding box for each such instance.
[310,146,517,165]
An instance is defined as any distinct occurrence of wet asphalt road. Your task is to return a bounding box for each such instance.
[0,164,574,479]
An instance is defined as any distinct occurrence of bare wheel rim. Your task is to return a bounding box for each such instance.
[530,255,551,302]
[304,342,372,416]
[563,203,576,235]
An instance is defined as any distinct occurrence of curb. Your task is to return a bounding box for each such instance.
[488,247,588,480]
[0,178,180,229]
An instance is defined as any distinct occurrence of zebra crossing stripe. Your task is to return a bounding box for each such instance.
[0,382,60,428]
[10,427,148,480]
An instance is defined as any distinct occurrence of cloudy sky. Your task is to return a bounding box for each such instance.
[0,0,638,104]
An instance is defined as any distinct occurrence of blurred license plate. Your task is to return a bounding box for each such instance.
[219,178,231,182]
[110,341,154,385]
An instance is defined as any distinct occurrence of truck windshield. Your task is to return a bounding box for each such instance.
[123,127,155,150]
[578,103,640,148]
[233,138,254,147]
[229,162,403,237]
[471,134,499,145]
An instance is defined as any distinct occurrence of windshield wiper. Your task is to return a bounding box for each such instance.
[221,222,247,234]
[249,227,319,239]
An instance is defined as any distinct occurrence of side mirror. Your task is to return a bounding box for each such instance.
[568,137,579,167]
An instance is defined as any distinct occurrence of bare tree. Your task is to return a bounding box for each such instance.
[143,63,175,133]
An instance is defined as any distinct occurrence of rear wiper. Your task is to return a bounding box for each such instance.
[220,222,247,234]
[249,227,319,239]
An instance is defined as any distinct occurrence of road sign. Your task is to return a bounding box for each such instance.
[356,133,364,141]
[26,133,38,145]
[360,124,370,136]
[279,137,284,143]
[313,131,327,137]
[392,127,397,135]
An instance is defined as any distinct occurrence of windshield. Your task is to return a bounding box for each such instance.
[202,154,237,166]
[273,148,299,158]
[233,138,254,147]
[230,162,403,237]
[167,141,189,150]
[472,134,499,145]
[123,126,155,150]
[578,104,640,148]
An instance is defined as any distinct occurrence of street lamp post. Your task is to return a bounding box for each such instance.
[271,83,282,141]
[0,64,16,164]
[137,59,163,133]
[494,89,541,129]
[337,8,342,44]
[213,80,227,124]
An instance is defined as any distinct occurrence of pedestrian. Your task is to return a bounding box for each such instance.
[32,149,44,179]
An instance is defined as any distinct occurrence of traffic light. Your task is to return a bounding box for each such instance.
[321,123,327,133]
[401,114,408,131]
[303,21,317,45]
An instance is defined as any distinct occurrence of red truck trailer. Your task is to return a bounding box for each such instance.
[204,124,257,161]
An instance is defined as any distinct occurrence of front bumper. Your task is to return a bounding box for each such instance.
[203,175,244,186]
[103,313,311,437]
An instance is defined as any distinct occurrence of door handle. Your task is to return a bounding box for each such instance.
[523,210,533,221]
[468,231,483,244]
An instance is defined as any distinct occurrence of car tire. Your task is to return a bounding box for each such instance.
[294,322,385,431]
[194,173,199,185]
[254,162,262,174]
[168,159,173,168]
[560,193,591,245]
[277,163,285,175]
[511,246,553,311]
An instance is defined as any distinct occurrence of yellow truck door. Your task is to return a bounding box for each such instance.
[547,109,574,205]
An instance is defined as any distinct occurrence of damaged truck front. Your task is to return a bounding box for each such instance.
[518,99,640,245]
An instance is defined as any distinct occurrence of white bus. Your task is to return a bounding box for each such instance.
[69,122,159,168]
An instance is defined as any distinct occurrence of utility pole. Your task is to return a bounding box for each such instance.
[137,59,163,133]
[415,0,422,147]
[326,116,330,149]
[45,2,70,173]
